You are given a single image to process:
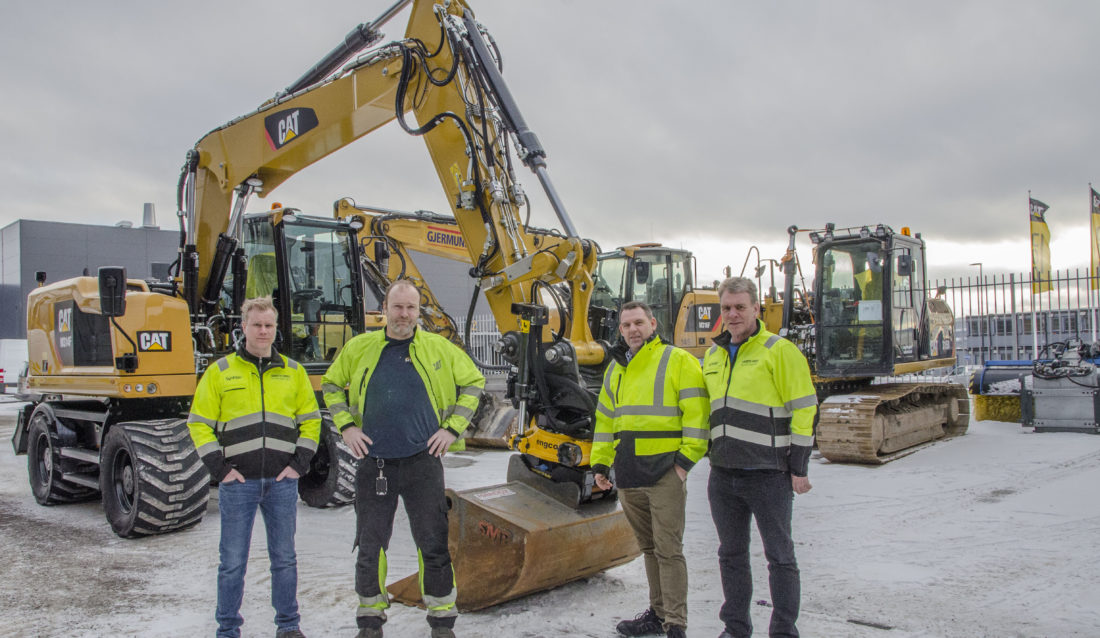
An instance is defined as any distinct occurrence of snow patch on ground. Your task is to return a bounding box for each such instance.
[2,402,1099,637]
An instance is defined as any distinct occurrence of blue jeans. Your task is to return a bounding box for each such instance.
[708,468,800,638]
[217,477,300,638]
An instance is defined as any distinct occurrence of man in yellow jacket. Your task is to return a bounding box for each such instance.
[704,277,817,638]
[187,296,320,638]
[591,301,709,638]
[321,280,484,638]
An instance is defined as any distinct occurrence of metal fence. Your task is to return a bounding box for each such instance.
[932,268,1100,365]
[453,313,507,370]
[451,270,1100,369]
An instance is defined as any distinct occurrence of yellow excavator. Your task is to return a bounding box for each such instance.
[11,0,640,610]
[768,224,970,463]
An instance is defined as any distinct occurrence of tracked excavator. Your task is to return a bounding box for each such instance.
[11,0,639,610]
[769,224,970,463]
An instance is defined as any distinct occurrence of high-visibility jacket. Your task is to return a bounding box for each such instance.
[591,336,709,489]
[704,320,817,476]
[321,328,485,438]
[187,347,321,481]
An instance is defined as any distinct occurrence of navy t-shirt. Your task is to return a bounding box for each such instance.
[361,335,440,459]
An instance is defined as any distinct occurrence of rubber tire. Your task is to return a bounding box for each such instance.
[26,410,98,505]
[298,418,357,508]
[100,419,210,538]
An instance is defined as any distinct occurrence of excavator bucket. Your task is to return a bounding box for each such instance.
[388,462,640,611]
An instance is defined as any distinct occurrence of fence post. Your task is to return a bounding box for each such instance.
[1010,273,1018,359]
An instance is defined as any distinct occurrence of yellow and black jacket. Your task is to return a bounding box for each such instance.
[591,336,709,488]
[320,327,485,438]
[704,320,817,476]
[187,347,321,481]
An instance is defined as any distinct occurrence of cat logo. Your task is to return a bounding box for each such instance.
[138,331,172,352]
[263,108,319,150]
[56,307,72,333]
[696,306,712,321]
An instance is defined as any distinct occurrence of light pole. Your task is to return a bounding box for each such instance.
[970,262,984,363]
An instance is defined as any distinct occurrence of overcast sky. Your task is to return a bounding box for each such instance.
[3,1,1099,285]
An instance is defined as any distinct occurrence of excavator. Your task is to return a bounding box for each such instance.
[11,0,640,611]
[767,224,970,463]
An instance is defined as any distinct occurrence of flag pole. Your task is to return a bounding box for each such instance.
[1092,182,1097,343]
[1030,190,1039,359]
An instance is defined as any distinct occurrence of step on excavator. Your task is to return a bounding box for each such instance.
[764,224,970,463]
[11,0,639,610]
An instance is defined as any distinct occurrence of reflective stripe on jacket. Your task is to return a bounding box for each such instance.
[187,348,321,481]
[320,328,485,437]
[591,337,709,488]
[703,320,817,476]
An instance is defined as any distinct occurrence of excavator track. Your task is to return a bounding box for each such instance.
[816,383,970,464]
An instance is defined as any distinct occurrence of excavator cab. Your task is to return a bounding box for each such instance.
[225,210,367,370]
[591,244,718,356]
[811,225,936,378]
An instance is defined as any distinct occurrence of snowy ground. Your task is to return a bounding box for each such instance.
[2,398,1098,638]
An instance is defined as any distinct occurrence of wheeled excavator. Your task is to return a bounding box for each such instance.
[11,0,640,610]
[768,224,970,463]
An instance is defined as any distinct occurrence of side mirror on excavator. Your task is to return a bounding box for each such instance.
[99,267,138,373]
[634,261,650,285]
[98,267,127,317]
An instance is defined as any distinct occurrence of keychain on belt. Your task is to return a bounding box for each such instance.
[375,458,388,496]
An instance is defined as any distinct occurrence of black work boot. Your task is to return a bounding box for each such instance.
[616,608,664,636]
[666,625,686,638]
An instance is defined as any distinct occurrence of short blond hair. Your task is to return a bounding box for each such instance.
[241,296,277,324]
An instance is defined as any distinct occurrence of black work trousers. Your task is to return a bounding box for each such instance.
[708,467,800,638]
[354,450,456,629]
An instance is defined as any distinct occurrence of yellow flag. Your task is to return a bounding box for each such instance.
[1091,188,1100,290]
[1030,198,1051,294]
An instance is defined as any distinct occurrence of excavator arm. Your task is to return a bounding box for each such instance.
[179,0,604,364]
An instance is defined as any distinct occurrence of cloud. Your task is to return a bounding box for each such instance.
[2,0,1098,277]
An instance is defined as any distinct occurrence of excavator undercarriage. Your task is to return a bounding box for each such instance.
[816,382,970,464]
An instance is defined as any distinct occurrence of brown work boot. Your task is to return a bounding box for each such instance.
[616,608,664,636]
